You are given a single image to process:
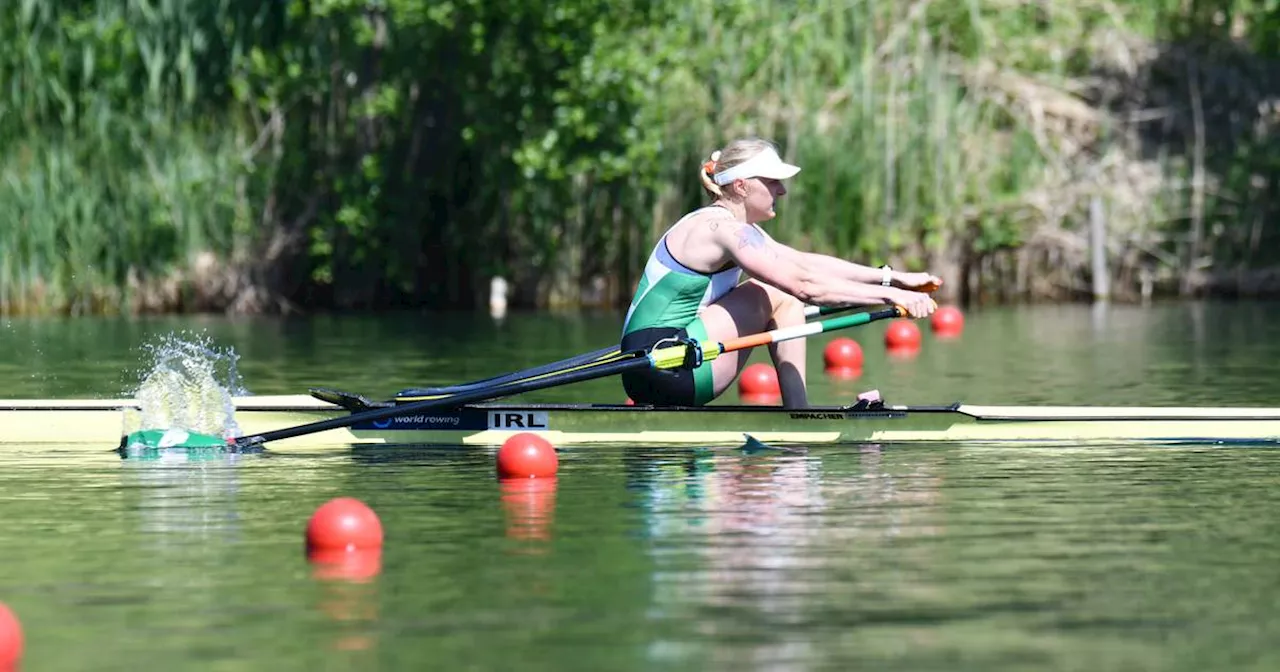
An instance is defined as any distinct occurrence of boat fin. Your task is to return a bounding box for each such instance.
[308,388,394,412]
[740,434,805,453]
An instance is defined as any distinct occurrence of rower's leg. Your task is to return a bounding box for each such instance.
[696,279,809,408]
[767,290,808,407]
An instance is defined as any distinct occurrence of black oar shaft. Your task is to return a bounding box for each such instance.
[233,352,650,448]
[396,345,619,397]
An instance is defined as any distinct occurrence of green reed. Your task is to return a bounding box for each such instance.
[0,0,263,314]
[0,117,253,315]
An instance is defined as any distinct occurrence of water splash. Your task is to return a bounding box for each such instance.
[124,332,248,439]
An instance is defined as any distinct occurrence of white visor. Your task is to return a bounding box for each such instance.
[713,148,802,185]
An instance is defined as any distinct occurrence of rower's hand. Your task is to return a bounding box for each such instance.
[890,289,938,319]
[894,272,943,292]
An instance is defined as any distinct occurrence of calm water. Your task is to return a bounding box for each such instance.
[2,301,1280,670]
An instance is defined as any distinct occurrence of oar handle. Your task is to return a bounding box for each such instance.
[649,305,905,370]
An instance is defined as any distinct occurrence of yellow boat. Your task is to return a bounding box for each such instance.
[6,395,1280,450]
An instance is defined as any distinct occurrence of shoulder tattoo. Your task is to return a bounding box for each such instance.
[736,224,767,251]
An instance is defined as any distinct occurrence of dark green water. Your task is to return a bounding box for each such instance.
[2,301,1280,670]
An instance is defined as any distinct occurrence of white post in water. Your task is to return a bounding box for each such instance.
[489,276,509,319]
[1090,195,1110,302]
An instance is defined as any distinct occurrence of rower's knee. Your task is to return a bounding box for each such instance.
[778,291,805,319]
[759,282,805,326]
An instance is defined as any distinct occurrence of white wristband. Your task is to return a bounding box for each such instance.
[879,265,893,287]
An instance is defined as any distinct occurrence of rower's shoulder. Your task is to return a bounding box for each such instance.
[681,206,737,227]
[683,208,748,241]
[667,207,734,243]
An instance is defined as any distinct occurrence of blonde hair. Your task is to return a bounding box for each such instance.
[699,137,780,199]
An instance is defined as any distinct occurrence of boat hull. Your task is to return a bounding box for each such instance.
[4,396,1280,449]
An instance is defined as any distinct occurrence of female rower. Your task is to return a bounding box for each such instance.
[620,137,940,409]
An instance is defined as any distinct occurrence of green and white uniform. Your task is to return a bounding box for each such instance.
[621,206,741,405]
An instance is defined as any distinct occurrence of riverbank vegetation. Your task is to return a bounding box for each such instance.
[2,0,1277,315]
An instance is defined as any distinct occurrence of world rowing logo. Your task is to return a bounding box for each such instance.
[356,412,474,430]
[369,414,464,429]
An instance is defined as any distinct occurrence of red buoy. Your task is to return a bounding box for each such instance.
[884,320,922,351]
[738,363,780,396]
[0,602,21,670]
[306,497,384,552]
[497,432,559,478]
[823,337,864,374]
[930,305,965,338]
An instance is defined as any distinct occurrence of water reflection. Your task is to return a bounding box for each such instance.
[308,548,384,583]
[499,477,558,549]
[625,444,946,667]
[310,554,382,656]
[117,454,246,548]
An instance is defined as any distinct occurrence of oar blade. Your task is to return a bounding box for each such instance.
[119,428,231,456]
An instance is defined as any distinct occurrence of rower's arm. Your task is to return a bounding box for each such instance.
[797,253,885,285]
[710,222,897,308]
[754,227,940,293]
[798,252,943,291]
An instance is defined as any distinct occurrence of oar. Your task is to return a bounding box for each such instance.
[649,304,907,368]
[394,288,939,402]
[394,345,624,399]
[323,311,844,411]
[804,305,839,318]
[122,304,908,452]
[395,345,624,399]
